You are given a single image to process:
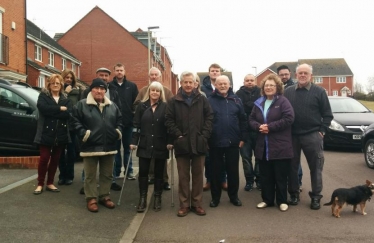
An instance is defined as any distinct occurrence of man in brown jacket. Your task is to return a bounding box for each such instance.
[165,71,213,217]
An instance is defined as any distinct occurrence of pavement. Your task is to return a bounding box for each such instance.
[0,155,148,243]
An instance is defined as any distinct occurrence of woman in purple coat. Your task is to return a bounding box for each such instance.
[249,74,294,212]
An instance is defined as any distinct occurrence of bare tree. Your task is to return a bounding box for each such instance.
[366,76,374,93]
[354,80,364,93]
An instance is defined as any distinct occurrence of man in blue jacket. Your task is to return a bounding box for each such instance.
[208,75,248,207]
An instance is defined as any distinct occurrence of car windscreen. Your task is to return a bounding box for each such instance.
[329,98,370,113]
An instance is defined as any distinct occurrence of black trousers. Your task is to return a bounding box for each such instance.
[139,157,165,180]
[259,157,290,206]
[210,147,239,201]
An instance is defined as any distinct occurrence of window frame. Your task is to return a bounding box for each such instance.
[336,76,346,83]
[48,51,54,67]
[62,58,66,70]
[35,45,42,62]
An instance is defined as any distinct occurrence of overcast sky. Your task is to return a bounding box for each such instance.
[27,0,374,90]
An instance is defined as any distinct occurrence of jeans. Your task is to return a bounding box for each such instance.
[239,132,260,184]
[115,126,133,176]
[38,145,64,186]
[59,131,76,180]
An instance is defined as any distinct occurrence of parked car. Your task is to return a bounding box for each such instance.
[0,79,40,153]
[361,123,374,169]
[324,96,374,148]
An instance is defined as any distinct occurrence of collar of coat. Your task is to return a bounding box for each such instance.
[86,92,112,106]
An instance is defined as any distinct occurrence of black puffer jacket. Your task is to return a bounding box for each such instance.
[34,89,71,146]
[73,92,123,157]
[165,88,213,157]
[132,100,171,159]
[200,76,214,98]
[235,85,261,116]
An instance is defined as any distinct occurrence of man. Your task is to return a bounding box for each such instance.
[208,75,247,208]
[200,63,227,191]
[73,78,122,212]
[79,67,123,194]
[133,67,174,190]
[235,74,261,191]
[284,63,333,210]
[277,65,303,192]
[165,71,213,217]
[110,63,139,180]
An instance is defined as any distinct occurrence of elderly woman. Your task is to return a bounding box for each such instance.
[33,74,72,194]
[130,81,171,213]
[58,69,82,186]
[249,74,294,212]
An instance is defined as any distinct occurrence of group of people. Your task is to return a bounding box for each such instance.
[31,61,333,215]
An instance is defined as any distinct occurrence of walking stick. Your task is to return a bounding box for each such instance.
[170,148,175,207]
[117,150,133,206]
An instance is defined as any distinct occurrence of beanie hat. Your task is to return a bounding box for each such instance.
[90,78,107,92]
[96,67,111,75]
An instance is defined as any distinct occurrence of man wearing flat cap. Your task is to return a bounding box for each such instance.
[79,68,123,194]
[73,78,123,212]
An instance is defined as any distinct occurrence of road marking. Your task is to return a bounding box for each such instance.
[0,174,37,194]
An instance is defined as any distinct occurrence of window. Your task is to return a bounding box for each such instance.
[48,51,54,67]
[337,76,346,83]
[35,45,42,61]
[0,87,29,111]
[333,90,338,96]
[62,58,66,70]
[313,77,322,83]
[38,75,45,88]
[71,63,76,73]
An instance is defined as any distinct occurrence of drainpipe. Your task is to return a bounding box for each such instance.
[24,0,28,83]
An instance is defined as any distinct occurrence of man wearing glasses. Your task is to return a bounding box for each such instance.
[277,65,295,89]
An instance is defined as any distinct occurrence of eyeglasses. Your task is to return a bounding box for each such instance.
[264,84,276,88]
[279,73,290,77]
[50,82,61,86]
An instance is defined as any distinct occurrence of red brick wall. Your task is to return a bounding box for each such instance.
[0,0,26,78]
[57,7,174,92]
[0,156,39,169]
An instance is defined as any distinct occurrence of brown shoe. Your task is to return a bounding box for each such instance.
[203,182,210,191]
[99,197,115,209]
[177,207,190,217]
[191,206,206,216]
[221,182,228,191]
[87,199,98,212]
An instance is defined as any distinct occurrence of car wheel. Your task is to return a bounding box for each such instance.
[364,139,374,169]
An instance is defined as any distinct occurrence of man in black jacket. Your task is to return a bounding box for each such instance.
[235,74,261,191]
[110,63,139,180]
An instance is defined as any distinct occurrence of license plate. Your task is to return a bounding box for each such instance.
[353,134,361,140]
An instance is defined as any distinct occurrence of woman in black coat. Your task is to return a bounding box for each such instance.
[33,74,72,195]
[130,81,172,213]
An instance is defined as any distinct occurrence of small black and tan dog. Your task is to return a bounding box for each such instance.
[324,180,374,218]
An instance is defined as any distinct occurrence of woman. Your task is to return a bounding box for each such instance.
[33,74,72,194]
[130,81,171,213]
[58,69,82,186]
[249,74,294,212]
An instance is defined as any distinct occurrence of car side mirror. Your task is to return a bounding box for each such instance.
[19,102,34,114]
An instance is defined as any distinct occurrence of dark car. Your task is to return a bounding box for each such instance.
[324,96,374,148]
[361,123,374,169]
[0,79,40,153]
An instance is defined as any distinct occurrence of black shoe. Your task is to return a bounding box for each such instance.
[79,187,85,195]
[244,182,253,191]
[111,183,122,191]
[310,198,321,210]
[65,180,73,185]
[209,200,220,207]
[58,179,65,185]
[230,198,242,206]
[163,182,171,191]
[288,195,300,205]
[256,182,262,191]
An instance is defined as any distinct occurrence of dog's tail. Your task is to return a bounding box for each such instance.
[323,201,333,206]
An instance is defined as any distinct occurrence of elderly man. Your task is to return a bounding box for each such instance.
[208,75,248,207]
[284,63,333,210]
[165,71,213,217]
[235,74,261,191]
[79,67,123,194]
[133,67,174,190]
[73,78,123,212]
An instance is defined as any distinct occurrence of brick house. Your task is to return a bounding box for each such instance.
[257,58,354,96]
[26,19,82,88]
[0,0,27,81]
[55,6,177,92]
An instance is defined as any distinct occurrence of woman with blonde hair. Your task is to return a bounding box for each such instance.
[130,81,171,212]
[33,74,72,194]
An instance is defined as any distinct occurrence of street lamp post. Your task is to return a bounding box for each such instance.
[252,66,257,76]
[148,26,159,79]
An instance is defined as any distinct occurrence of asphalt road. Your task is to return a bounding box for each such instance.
[1,149,373,243]
[134,148,374,243]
